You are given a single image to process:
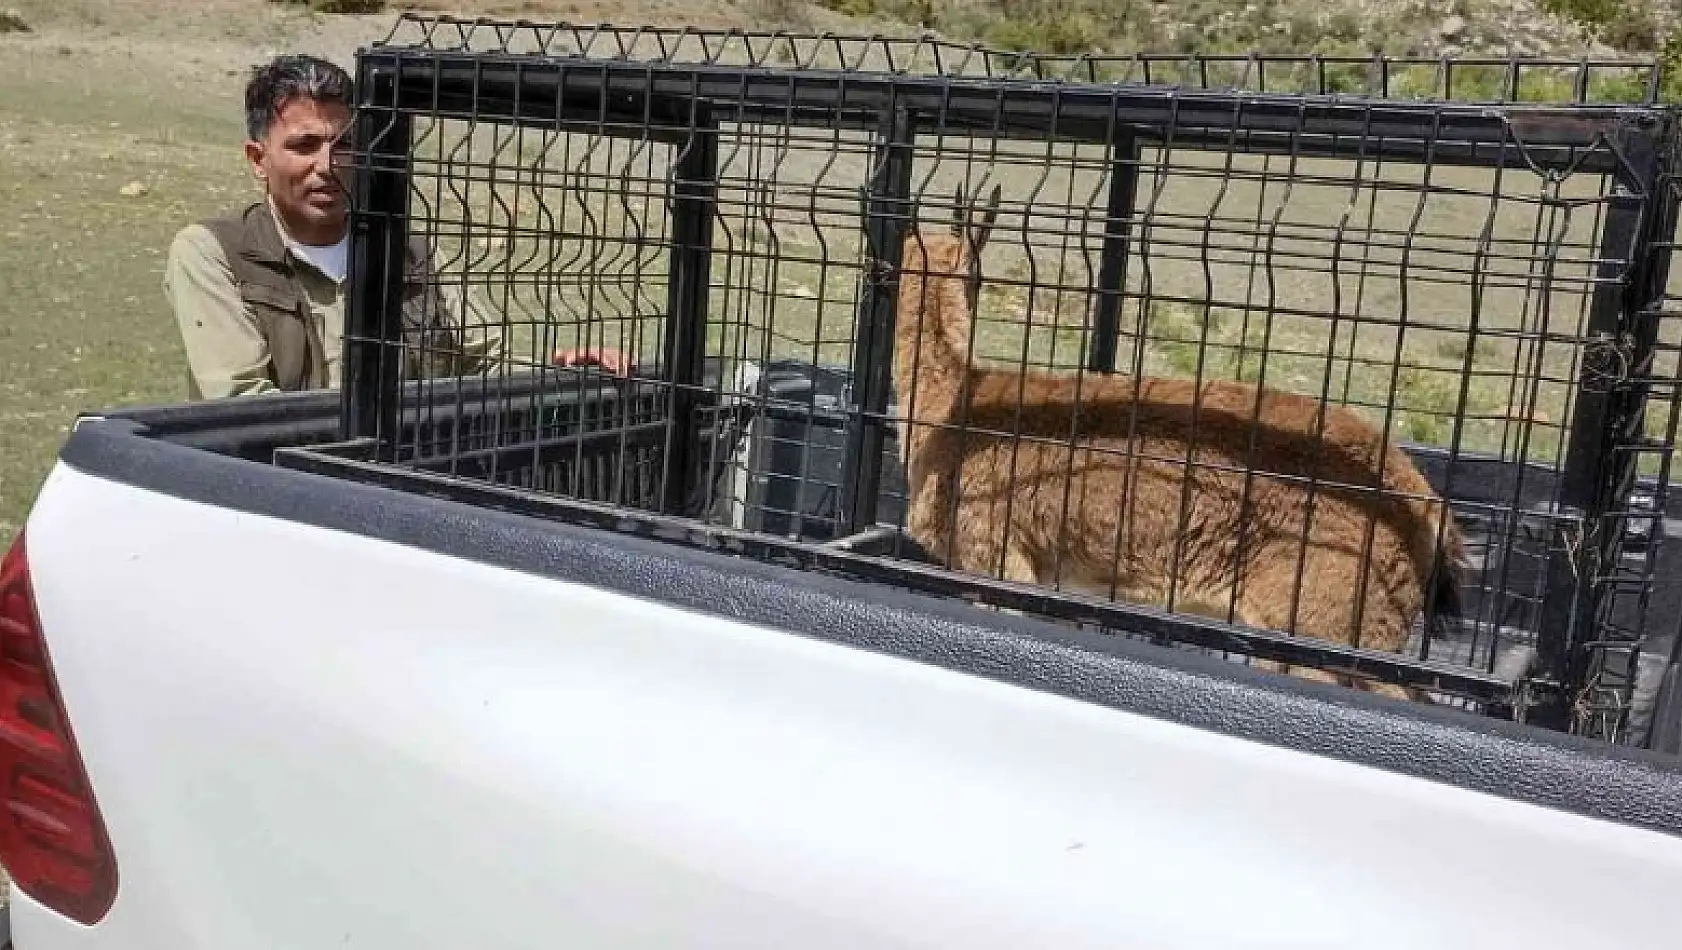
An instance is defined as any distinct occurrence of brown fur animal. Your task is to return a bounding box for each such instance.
[891,186,1468,697]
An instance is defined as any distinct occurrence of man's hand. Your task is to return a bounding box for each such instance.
[553,346,630,375]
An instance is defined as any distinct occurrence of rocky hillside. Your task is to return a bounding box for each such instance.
[5,0,1669,61]
[824,0,1676,58]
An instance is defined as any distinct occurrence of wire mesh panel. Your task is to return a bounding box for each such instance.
[307,15,1682,746]
[371,14,1665,104]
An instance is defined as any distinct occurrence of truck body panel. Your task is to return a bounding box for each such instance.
[9,413,1682,948]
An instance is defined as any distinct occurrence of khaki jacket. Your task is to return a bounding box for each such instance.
[164,200,503,400]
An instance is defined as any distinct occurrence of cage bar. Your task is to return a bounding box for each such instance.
[1530,123,1665,728]
[660,106,719,517]
[842,104,914,534]
[1088,134,1141,374]
[343,61,412,453]
[355,50,1648,171]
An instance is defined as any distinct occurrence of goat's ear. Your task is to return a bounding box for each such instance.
[968,184,1000,255]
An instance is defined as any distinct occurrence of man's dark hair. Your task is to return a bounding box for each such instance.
[244,54,353,141]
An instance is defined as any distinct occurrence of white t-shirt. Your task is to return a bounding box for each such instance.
[268,199,349,283]
[284,232,349,285]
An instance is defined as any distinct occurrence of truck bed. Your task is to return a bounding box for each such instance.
[7,394,1682,948]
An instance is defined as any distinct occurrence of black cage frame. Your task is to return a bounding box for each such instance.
[279,16,1682,746]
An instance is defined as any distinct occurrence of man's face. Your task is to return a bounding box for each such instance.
[245,94,352,242]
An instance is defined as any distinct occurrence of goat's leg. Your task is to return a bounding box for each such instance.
[1255,664,1417,703]
[1231,548,1412,702]
[1250,658,1342,689]
[981,541,1040,620]
[1293,549,1430,704]
[1000,543,1039,585]
[1234,545,1364,646]
[946,521,1041,618]
[1348,678,1421,704]
[1236,546,1425,704]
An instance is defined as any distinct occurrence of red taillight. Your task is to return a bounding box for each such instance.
[0,529,118,924]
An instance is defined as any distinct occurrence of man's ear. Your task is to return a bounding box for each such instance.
[244,139,267,185]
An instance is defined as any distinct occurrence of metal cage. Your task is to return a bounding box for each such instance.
[277,14,1682,748]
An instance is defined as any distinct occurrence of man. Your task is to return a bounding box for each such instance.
[165,53,624,401]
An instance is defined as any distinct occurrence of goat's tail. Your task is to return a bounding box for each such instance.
[1420,495,1469,642]
[1427,523,1466,636]
[1378,446,1468,640]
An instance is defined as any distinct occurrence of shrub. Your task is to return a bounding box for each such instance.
[1538,0,1661,51]
[746,0,814,28]
[983,14,1107,55]
[269,0,389,14]
[817,0,878,16]
[817,0,937,26]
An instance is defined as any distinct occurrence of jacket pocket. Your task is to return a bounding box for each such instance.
[241,281,312,390]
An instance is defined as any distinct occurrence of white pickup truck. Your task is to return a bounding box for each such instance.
[8,12,1682,943]
[2,384,1682,949]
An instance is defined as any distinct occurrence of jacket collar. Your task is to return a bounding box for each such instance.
[241,198,350,271]
[238,198,425,281]
[233,198,292,269]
